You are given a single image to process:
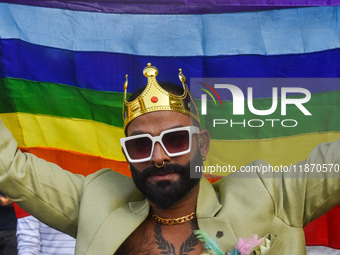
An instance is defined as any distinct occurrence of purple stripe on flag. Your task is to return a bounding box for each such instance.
[2,0,340,14]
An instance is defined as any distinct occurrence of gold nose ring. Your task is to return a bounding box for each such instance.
[155,161,165,168]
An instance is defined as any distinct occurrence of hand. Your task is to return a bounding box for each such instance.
[0,195,13,207]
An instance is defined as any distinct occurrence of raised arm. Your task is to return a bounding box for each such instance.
[0,118,85,237]
[260,140,340,228]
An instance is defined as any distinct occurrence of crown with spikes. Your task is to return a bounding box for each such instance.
[123,63,200,131]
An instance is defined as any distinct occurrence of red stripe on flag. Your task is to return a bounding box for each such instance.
[304,205,340,249]
[13,202,30,218]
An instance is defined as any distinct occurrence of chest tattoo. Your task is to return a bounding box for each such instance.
[154,221,199,255]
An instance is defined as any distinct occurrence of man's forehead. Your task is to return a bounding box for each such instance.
[126,110,191,136]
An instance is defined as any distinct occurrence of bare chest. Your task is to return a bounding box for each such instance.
[114,218,204,255]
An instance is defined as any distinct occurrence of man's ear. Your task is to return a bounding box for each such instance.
[198,129,210,161]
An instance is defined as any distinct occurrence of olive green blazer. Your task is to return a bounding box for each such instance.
[0,118,339,254]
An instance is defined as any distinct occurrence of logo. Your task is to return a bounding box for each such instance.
[198,82,222,113]
[192,78,312,128]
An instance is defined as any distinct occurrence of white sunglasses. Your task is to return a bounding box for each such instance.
[120,126,200,163]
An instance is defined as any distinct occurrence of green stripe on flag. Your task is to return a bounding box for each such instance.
[5,78,124,127]
[198,90,340,140]
[0,78,17,113]
[4,78,340,139]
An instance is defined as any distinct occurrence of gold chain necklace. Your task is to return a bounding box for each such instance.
[151,211,196,225]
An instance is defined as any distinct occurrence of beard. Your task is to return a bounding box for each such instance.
[130,149,203,209]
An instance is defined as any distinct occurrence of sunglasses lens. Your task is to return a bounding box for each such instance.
[125,137,152,160]
[162,130,190,154]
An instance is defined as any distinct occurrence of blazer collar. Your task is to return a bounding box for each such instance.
[86,178,226,254]
[196,178,237,252]
[129,198,149,213]
[196,177,222,218]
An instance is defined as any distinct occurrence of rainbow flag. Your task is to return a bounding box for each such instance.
[1,1,340,253]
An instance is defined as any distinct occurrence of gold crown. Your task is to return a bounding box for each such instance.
[123,63,200,131]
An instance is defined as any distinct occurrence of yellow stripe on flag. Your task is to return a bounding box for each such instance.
[1,113,25,146]
[207,132,340,175]
[0,113,126,161]
[2,113,340,170]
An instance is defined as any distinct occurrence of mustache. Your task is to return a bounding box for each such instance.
[132,163,187,180]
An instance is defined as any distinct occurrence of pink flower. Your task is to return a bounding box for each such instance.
[236,234,263,255]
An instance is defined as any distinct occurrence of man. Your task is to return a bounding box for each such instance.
[0,194,17,255]
[0,63,339,255]
[17,215,76,255]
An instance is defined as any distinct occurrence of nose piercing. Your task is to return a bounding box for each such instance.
[155,161,165,168]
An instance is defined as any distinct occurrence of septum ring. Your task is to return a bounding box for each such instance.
[155,161,165,168]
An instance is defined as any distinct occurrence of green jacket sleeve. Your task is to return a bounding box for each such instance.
[0,118,85,237]
[260,140,340,228]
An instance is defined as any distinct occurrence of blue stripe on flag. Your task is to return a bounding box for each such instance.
[0,4,339,56]
[2,39,340,94]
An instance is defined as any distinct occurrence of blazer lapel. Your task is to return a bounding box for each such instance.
[86,200,149,255]
[196,178,238,252]
[86,178,237,254]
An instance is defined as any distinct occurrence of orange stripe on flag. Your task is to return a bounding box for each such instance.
[19,147,131,177]
[18,146,221,180]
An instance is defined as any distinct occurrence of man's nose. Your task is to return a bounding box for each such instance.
[151,142,171,166]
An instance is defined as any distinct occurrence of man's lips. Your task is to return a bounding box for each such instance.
[148,171,178,181]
